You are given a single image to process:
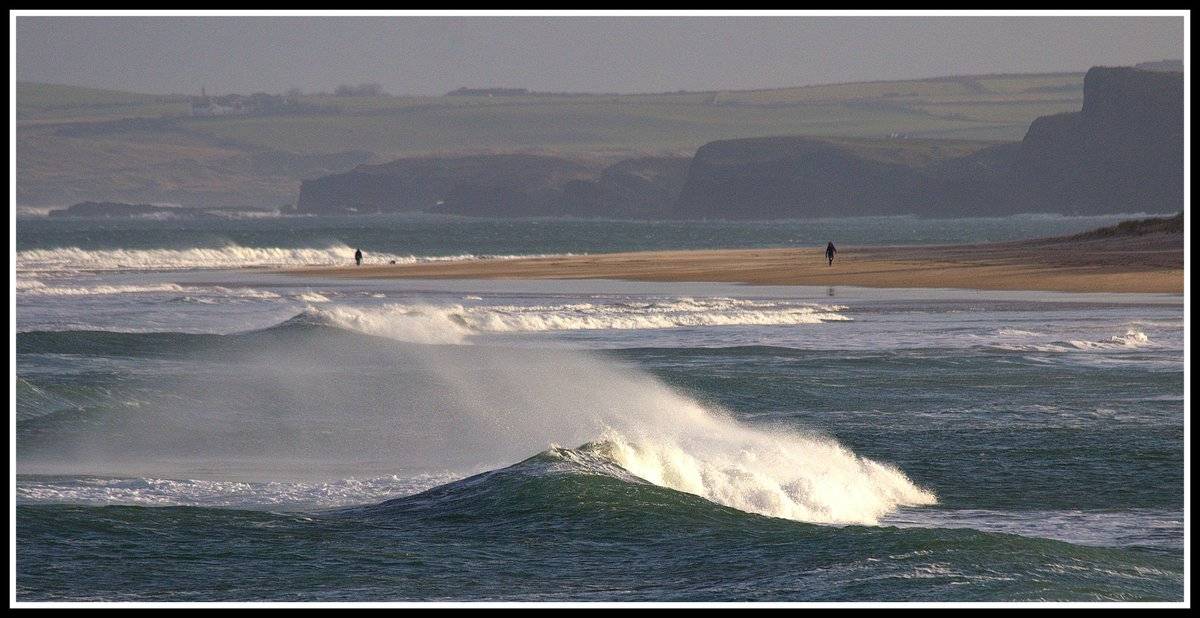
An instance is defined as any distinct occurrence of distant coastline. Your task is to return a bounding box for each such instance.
[19,63,1178,217]
[292,66,1182,220]
[45,201,257,219]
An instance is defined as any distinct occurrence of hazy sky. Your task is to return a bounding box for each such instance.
[16,14,1185,96]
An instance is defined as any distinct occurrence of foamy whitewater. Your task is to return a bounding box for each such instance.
[15,214,1184,601]
[15,243,570,273]
[300,298,850,345]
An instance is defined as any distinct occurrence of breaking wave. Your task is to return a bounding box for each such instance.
[15,243,571,273]
[301,298,850,344]
[349,432,936,527]
[992,328,1155,353]
[18,426,934,526]
[19,310,927,526]
[593,424,936,525]
[16,279,283,299]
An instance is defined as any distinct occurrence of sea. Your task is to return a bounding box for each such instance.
[14,213,1186,602]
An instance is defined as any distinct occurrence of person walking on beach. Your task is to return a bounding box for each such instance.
[825,241,837,266]
[354,248,363,266]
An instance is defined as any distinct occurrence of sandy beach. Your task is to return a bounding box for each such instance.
[285,230,1184,294]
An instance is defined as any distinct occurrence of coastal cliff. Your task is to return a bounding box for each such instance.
[294,66,1182,219]
[297,154,690,218]
[670,66,1181,218]
[1010,66,1183,214]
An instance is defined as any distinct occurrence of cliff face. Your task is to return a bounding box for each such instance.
[297,154,690,218]
[296,66,1181,219]
[669,66,1182,218]
[296,155,596,215]
[1012,66,1183,214]
[566,157,692,218]
[671,137,982,219]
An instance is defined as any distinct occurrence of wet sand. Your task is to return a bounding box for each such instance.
[285,231,1184,294]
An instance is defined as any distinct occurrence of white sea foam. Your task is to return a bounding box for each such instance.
[15,244,573,273]
[997,329,1044,337]
[303,298,850,344]
[16,280,282,300]
[1091,329,1152,349]
[15,279,48,290]
[301,304,473,345]
[18,282,191,296]
[994,328,1154,353]
[595,419,936,525]
[15,474,457,510]
[16,244,376,272]
[209,287,283,300]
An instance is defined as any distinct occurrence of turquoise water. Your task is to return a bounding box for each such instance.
[15,215,1185,602]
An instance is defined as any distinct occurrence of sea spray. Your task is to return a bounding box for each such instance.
[18,325,931,525]
[600,424,935,525]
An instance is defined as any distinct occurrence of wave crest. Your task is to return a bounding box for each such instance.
[16,279,284,300]
[302,298,850,344]
[16,244,573,273]
[593,423,935,525]
[993,328,1154,353]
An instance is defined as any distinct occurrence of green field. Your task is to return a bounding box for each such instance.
[17,83,191,123]
[16,73,1085,209]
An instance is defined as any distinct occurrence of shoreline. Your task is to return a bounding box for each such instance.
[283,232,1184,295]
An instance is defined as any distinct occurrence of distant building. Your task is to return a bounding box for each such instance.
[190,97,239,117]
[189,90,311,117]
[446,87,531,97]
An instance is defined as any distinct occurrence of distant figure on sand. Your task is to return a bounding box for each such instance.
[825,242,837,266]
[354,249,363,266]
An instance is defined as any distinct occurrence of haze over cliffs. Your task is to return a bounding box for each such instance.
[21,69,1089,213]
[294,66,1181,220]
[670,66,1183,218]
[298,155,691,218]
[297,155,597,216]
[1010,67,1183,215]
[23,64,1180,220]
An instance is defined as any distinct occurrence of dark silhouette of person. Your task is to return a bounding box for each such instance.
[354,249,363,266]
[825,242,837,266]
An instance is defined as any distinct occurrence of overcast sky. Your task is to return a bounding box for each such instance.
[15,14,1185,96]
